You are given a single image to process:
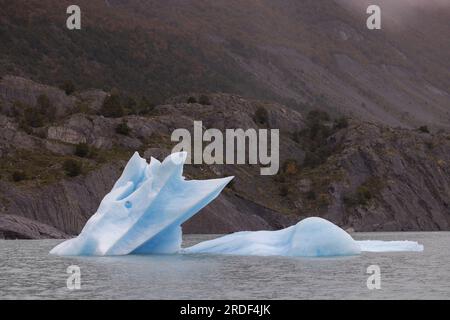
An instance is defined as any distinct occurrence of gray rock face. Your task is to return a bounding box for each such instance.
[0,76,76,117]
[0,214,68,239]
[1,80,450,238]
[47,126,87,145]
[76,90,108,112]
[162,93,305,133]
[332,123,450,231]
[0,162,123,235]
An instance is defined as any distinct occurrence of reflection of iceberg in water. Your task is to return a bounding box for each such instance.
[50,152,233,256]
[51,152,423,257]
[184,217,424,257]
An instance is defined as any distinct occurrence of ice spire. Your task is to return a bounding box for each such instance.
[50,152,233,256]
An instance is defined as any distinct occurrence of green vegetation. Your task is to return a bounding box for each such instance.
[333,116,349,129]
[199,94,211,105]
[116,121,131,136]
[0,150,72,184]
[343,176,384,207]
[344,187,371,207]
[125,96,154,116]
[100,92,124,118]
[418,125,430,134]
[0,9,278,105]
[279,185,289,197]
[12,95,56,133]
[293,110,349,169]
[0,146,133,185]
[282,159,299,175]
[63,159,82,177]
[299,166,345,210]
[135,97,155,115]
[293,110,335,168]
[425,141,434,150]
[307,110,330,123]
[269,110,350,213]
[72,102,91,114]
[11,170,27,182]
[187,96,197,104]
[99,91,154,118]
[60,80,75,95]
[74,143,90,158]
[21,107,44,129]
[36,94,56,122]
[316,193,330,208]
[254,106,269,126]
[91,147,135,165]
[305,190,316,200]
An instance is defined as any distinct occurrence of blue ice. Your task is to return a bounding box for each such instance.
[50,152,423,257]
[50,152,233,256]
[184,217,424,257]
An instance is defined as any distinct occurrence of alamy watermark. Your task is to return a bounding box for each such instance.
[367,5,381,30]
[171,121,279,176]
[65,4,380,31]
[66,5,81,30]
[66,265,81,290]
[366,265,381,290]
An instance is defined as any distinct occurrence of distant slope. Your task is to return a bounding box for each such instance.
[0,0,449,128]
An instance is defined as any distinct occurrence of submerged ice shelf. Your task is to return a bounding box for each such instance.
[357,240,424,253]
[184,217,424,257]
[50,152,423,257]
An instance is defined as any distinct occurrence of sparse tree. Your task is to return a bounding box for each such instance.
[418,125,430,134]
[12,171,27,182]
[187,96,197,104]
[63,159,82,177]
[60,80,75,95]
[254,106,269,125]
[75,143,90,158]
[100,92,124,118]
[116,121,131,135]
[199,94,211,105]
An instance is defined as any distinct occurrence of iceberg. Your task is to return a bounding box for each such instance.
[50,151,233,256]
[50,151,423,258]
[184,217,424,257]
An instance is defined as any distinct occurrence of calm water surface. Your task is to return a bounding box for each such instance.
[0,232,449,299]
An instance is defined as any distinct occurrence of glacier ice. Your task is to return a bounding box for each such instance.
[50,151,423,258]
[184,217,424,257]
[184,217,362,257]
[50,151,233,256]
[357,240,423,252]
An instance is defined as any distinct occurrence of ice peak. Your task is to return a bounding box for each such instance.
[50,152,233,256]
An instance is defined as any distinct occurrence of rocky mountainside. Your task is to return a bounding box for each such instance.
[1,76,450,238]
[1,0,449,129]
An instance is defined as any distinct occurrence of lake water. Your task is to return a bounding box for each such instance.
[0,232,449,299]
